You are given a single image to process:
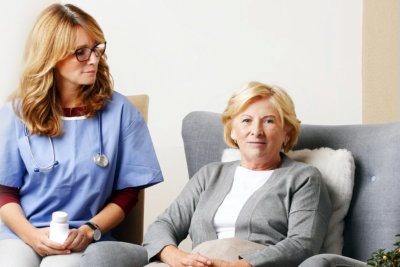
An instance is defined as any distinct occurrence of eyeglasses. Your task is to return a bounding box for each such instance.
[73,42,106,62]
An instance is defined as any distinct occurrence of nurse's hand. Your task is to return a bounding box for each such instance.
[62,226,92,252]
[29,227,71,257]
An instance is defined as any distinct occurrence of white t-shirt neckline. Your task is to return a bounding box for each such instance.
[213,166,274,239]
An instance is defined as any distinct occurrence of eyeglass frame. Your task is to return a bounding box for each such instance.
[72,42,107,62]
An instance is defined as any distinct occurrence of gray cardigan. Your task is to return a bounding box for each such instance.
[143,155,332,267]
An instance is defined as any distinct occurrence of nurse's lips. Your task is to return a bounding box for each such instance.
[84,70,96,74]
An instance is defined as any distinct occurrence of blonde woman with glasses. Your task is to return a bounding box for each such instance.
[0,4,163,266]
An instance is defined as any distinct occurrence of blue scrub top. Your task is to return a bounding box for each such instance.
[0,92,163,240]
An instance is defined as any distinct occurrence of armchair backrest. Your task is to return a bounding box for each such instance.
[111,94,149,244]
[182,111,400,261]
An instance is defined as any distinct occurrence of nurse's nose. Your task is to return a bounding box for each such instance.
[87,50,100,64]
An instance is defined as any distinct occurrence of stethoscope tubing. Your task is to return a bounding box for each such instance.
[97,112,104,156]
[25,132,59,173]
[24,111,108,172]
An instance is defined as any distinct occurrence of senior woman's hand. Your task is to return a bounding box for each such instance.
[159,245,212,267]
[211,259,252,267]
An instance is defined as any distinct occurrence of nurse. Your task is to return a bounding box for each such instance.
[0,3,163,267]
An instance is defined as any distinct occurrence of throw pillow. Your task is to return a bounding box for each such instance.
[221,147,355,255]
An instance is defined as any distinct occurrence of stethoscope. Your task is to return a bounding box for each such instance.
[24,111,109,172]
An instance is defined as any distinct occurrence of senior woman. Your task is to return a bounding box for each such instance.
[81,81,331,267]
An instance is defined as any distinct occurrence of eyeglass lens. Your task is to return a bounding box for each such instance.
[75,43,106,62]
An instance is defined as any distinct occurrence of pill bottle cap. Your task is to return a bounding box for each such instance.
[52,211,68,223]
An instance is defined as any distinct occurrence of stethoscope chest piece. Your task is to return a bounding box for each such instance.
[94,153,109,168]
[93,111,108,168]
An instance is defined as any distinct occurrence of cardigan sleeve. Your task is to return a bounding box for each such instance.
[142,166,208,261]
[240,168,332,267]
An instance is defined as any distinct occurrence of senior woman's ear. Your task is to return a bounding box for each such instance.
[282,131,291,152]
[282,132,290,147]
[230,129,237,141]
[229,120,237,139]
[283,139,288,147]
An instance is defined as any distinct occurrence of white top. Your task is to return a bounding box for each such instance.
[213,166,274,239]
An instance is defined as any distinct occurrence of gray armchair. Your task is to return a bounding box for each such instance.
[182,111,400,266]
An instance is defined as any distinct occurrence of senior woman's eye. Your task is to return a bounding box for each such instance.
[242,118,251,123]
[265,119,275,124]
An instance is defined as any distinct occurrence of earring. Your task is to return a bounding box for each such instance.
[233,139,238,147]
[283,138,289,148]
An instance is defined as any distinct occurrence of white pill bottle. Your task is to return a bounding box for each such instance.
[49,211,69,244]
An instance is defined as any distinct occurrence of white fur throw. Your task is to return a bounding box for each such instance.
[221,147,355,255]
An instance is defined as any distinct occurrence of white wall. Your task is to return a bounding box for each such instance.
[0,1,362,245]
[0,0,57,104]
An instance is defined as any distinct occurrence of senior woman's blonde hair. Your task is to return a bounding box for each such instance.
[222,81,301,153]
[11,3,113,137]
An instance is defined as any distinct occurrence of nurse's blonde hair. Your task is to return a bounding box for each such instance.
[221,81,301,153]
[11,3,113,137]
